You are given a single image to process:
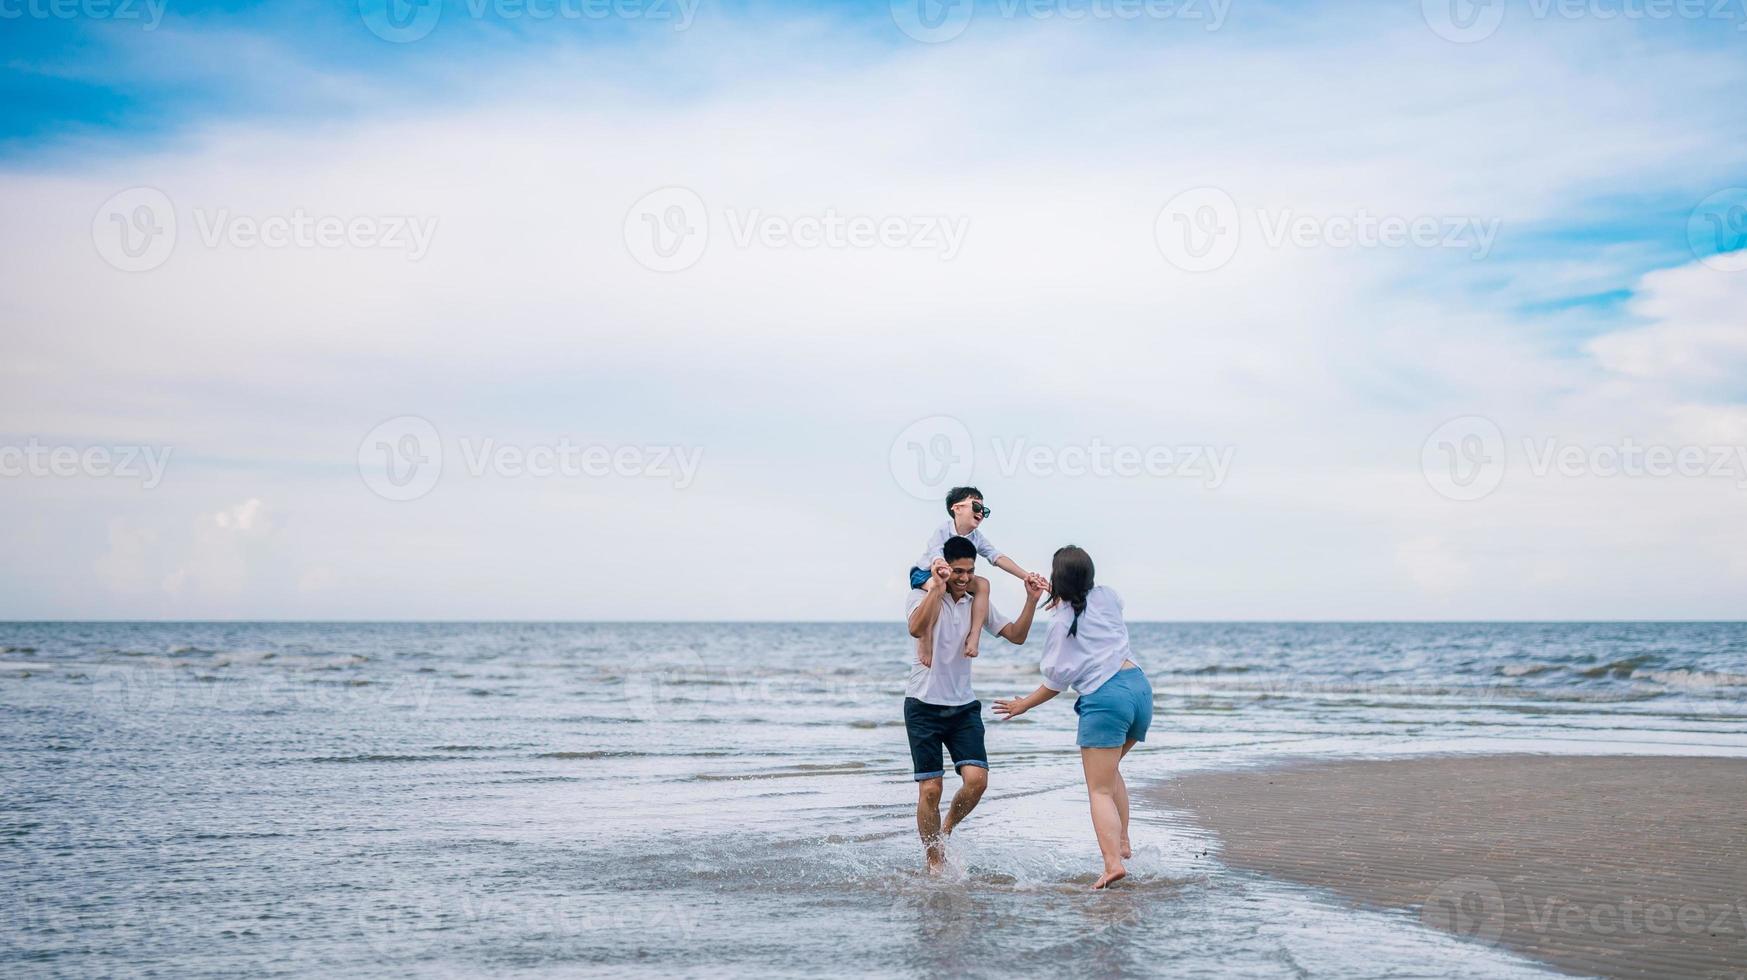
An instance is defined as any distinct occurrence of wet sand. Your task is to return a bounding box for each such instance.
[1153,755,1747,979]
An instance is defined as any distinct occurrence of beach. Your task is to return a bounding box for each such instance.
[5,621,1746,976]
[1155,755,1747,979]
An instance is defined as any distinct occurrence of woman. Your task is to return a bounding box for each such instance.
[993,545,1153,889]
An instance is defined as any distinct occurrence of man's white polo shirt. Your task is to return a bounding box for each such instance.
[904,587,1011,706]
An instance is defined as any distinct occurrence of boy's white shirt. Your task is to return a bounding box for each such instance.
[904,587,1012,706]
[914,518,1003,571]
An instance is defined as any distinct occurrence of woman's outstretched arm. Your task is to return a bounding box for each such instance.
[992,684,1060,720]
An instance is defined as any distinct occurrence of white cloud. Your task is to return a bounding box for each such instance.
[87,498,290,612]
[3,9,1747,618]
[1587,263,1747,389]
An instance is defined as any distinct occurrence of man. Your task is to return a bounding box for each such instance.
[904,534,1044,872]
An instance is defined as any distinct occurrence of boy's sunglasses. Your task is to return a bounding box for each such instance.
[970,502,991,518]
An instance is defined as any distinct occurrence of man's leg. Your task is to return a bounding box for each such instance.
[963,575,990,657]
[916,777,946,871]
[942,765,987,836]
[905,698,948,872]
[941,704,989,837]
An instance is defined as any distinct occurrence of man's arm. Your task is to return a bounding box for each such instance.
[996,576,1046,644]
[906,562,951,639]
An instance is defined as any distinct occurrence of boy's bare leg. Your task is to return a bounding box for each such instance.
[916,777,946,871]
[964,575,990,658]
[941,765,988,836]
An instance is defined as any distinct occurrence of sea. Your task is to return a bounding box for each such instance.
[5,621,1746,978]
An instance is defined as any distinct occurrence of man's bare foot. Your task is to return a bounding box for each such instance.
[1092,866,1127,889]
[1120,838,1132,859]
[925,836,946,873]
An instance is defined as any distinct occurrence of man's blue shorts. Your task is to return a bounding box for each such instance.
[904,698,987,781]
[1073,667,1153,748]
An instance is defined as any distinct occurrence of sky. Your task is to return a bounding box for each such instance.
[2,0,1746,620]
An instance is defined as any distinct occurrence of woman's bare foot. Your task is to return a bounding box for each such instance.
[1120,838,1132,859]
[1092,866,1127,889]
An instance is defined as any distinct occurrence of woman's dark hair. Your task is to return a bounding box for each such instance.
[1048,545,1095,637]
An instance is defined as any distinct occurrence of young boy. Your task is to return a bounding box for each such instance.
[908,486,1047,666]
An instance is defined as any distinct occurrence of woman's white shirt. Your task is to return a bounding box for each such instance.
[1038,586,1134,696]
